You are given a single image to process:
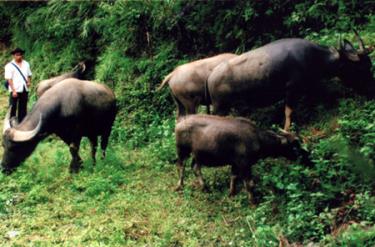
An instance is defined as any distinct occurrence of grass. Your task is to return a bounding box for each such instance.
[1,45,375,246]
[0,140,259,246]
[0,45,259,246]
[0,91,375,246]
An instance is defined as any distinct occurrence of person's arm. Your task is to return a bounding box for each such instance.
[8,79,18,98]
[5,65,17,98]
[27,63,32,87]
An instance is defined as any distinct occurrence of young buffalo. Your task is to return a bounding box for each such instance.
[175,115,311,204]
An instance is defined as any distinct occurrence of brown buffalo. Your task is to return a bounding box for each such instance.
[175,114,311,204]
[158,53,237,118]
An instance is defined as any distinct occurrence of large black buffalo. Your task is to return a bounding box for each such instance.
[207,31,374,130]
[1,78,117,174]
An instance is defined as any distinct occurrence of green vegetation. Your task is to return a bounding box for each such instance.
[0,1,374,246]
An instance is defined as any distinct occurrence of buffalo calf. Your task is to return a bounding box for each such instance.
[175,115,311,204]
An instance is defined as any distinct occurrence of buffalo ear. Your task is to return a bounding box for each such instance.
[367,45,374,54]
[345,52,360,62]
[342,39,356,52]
[280,136,288,145]
[9,117,18,128]
[278,129,299,144]
[342,39,360,61]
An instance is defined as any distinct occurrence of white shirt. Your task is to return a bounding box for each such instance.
[4,59,32,92]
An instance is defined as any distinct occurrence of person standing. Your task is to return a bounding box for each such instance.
[4,47,32,123]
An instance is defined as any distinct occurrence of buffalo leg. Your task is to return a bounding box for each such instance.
[175,158,185,191]
[192,162,208,191]
[229,175,238,197]
[229,166,239,197]
[89,136,98,165]
[206,105,210,114]
[172,94,186,119]
[283,105,293,131]
[244,178,255,206]
[212,101,230,116]
[100,133,110,159]
[69,139,82,173]
[241,166,255,206]
[176,105,185,120]
[185,100,197,115]
[175,147,190,191]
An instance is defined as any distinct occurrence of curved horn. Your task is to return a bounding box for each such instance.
[72,62,85,72]
[278,128,290,134]
[79,62,86,73]
[3,108,11,134]
[353,29,366,53]
[278,128,299,142]
[10,114,42,142]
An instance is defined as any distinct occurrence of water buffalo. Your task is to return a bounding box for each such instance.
[208,31,374,130]
[175,114,311,204]
[158,53,237,118]
[1,78,117,174]
[36,62,86,97]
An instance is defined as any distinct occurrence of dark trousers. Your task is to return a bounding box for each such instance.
[9,90,28,123]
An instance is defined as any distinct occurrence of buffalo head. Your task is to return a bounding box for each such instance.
[276,129,313,166]
[337,30,375,98]
[1,109,42,174]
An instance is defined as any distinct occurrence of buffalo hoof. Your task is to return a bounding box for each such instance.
[69,160,83,174]
[192,181,209,192]
[1,168,14,175]
[248,194,257,208]
[201,185,210,193]
[69,166,81,174]
[191,181,203,190]
[228,191,237,197]
[228,185,238,197]
[174,185,183,192]
[248,199,257,208]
